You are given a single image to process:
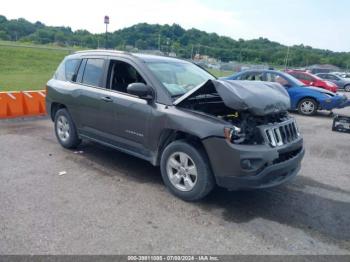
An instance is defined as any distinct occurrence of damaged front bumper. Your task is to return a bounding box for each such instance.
[320,94,350,110]
[203,137,304,190]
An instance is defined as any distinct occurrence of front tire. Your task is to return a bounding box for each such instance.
[298,98,317,115]
[344,85,350,92]
[54,108,81,149]
[160,140,215,201]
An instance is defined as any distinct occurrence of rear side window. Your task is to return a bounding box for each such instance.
[55,59,81,81]
[82,59,105,87]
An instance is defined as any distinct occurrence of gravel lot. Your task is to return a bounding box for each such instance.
[1,93,350,255]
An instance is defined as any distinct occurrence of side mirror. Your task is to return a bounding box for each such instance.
[127,82,154,101]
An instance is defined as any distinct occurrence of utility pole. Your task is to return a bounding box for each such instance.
[158,33,161,51]
[191,44,194,60]
[104,15,109,49]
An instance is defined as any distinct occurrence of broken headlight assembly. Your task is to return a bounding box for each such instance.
[224,126,246,144]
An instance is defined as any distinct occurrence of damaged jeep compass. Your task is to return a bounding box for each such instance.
[46,50,305,201]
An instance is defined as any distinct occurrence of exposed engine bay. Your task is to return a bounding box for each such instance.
[179,94,291,145]
[174,79,293,145]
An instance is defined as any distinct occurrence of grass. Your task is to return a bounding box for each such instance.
[0,41,235,91]
[208,68,234,78]
[0,42,73,91]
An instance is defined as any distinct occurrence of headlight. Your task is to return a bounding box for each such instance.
[323,93,333,102]
[224,126,245,144]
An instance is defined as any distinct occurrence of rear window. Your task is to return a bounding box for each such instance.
[55,59,81,81]
[82,59,105,87]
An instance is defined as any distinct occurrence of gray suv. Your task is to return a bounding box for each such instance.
[46,50,304,201]
[316,73,350,92]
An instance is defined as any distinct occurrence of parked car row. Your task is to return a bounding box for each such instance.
[222,70,350,115]
[286,70,338,93]
[316,73,350,92]
[285,70,350,92]
[332,72,350,79]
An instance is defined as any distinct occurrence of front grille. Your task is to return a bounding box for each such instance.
[261,119,300,147]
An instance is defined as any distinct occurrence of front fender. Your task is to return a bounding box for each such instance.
[319,94,350,110]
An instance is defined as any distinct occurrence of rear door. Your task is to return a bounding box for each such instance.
[73,57,111,135]
[49,58,83,123]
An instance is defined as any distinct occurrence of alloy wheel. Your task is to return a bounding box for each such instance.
[56,115,70,142]
[166,152,198,192]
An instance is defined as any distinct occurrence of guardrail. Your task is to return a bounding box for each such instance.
[0,90,46,119]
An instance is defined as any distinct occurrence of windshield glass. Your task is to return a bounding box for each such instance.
[145,61,215,96]
[280,72,306,87]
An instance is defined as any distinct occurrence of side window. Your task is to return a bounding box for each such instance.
[54,60,66,81]
[295,73,305,80]
[76,59,87,83]
[265,73,276,82]
[324,74,333,80]
[65,59,81,81]
[82,59,105,87]
[242,72,264,81]
[300,73,313,81]
[288,72,298,79]
[108,60,146,93]
[54,59,81,81]
[236,73,246,80]
[266,73,290,87]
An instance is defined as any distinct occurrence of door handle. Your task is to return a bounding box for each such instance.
[101,96,113,102]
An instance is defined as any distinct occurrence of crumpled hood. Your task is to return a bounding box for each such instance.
[174,80,291,116]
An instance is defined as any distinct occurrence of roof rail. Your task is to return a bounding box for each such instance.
[74,49,130,55]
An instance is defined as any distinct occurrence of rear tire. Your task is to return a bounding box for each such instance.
[160,140,215,201]
[54,108,81,149]
[298,98,317,116]
[344,85,350,92]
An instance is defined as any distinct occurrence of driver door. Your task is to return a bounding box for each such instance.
[103,59,154,158]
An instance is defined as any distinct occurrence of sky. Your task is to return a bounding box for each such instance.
[1,0,349,52]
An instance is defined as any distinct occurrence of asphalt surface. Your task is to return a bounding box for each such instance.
[1,93,350,255]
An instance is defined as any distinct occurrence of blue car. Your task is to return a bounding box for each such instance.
[222,70,350,115]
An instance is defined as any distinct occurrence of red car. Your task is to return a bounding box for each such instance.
[287,70,338,93]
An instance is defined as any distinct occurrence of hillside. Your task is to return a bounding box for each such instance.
[1,15,350,68]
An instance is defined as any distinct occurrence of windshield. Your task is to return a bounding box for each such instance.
[145,61,215,96]
[279,72,306,87]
